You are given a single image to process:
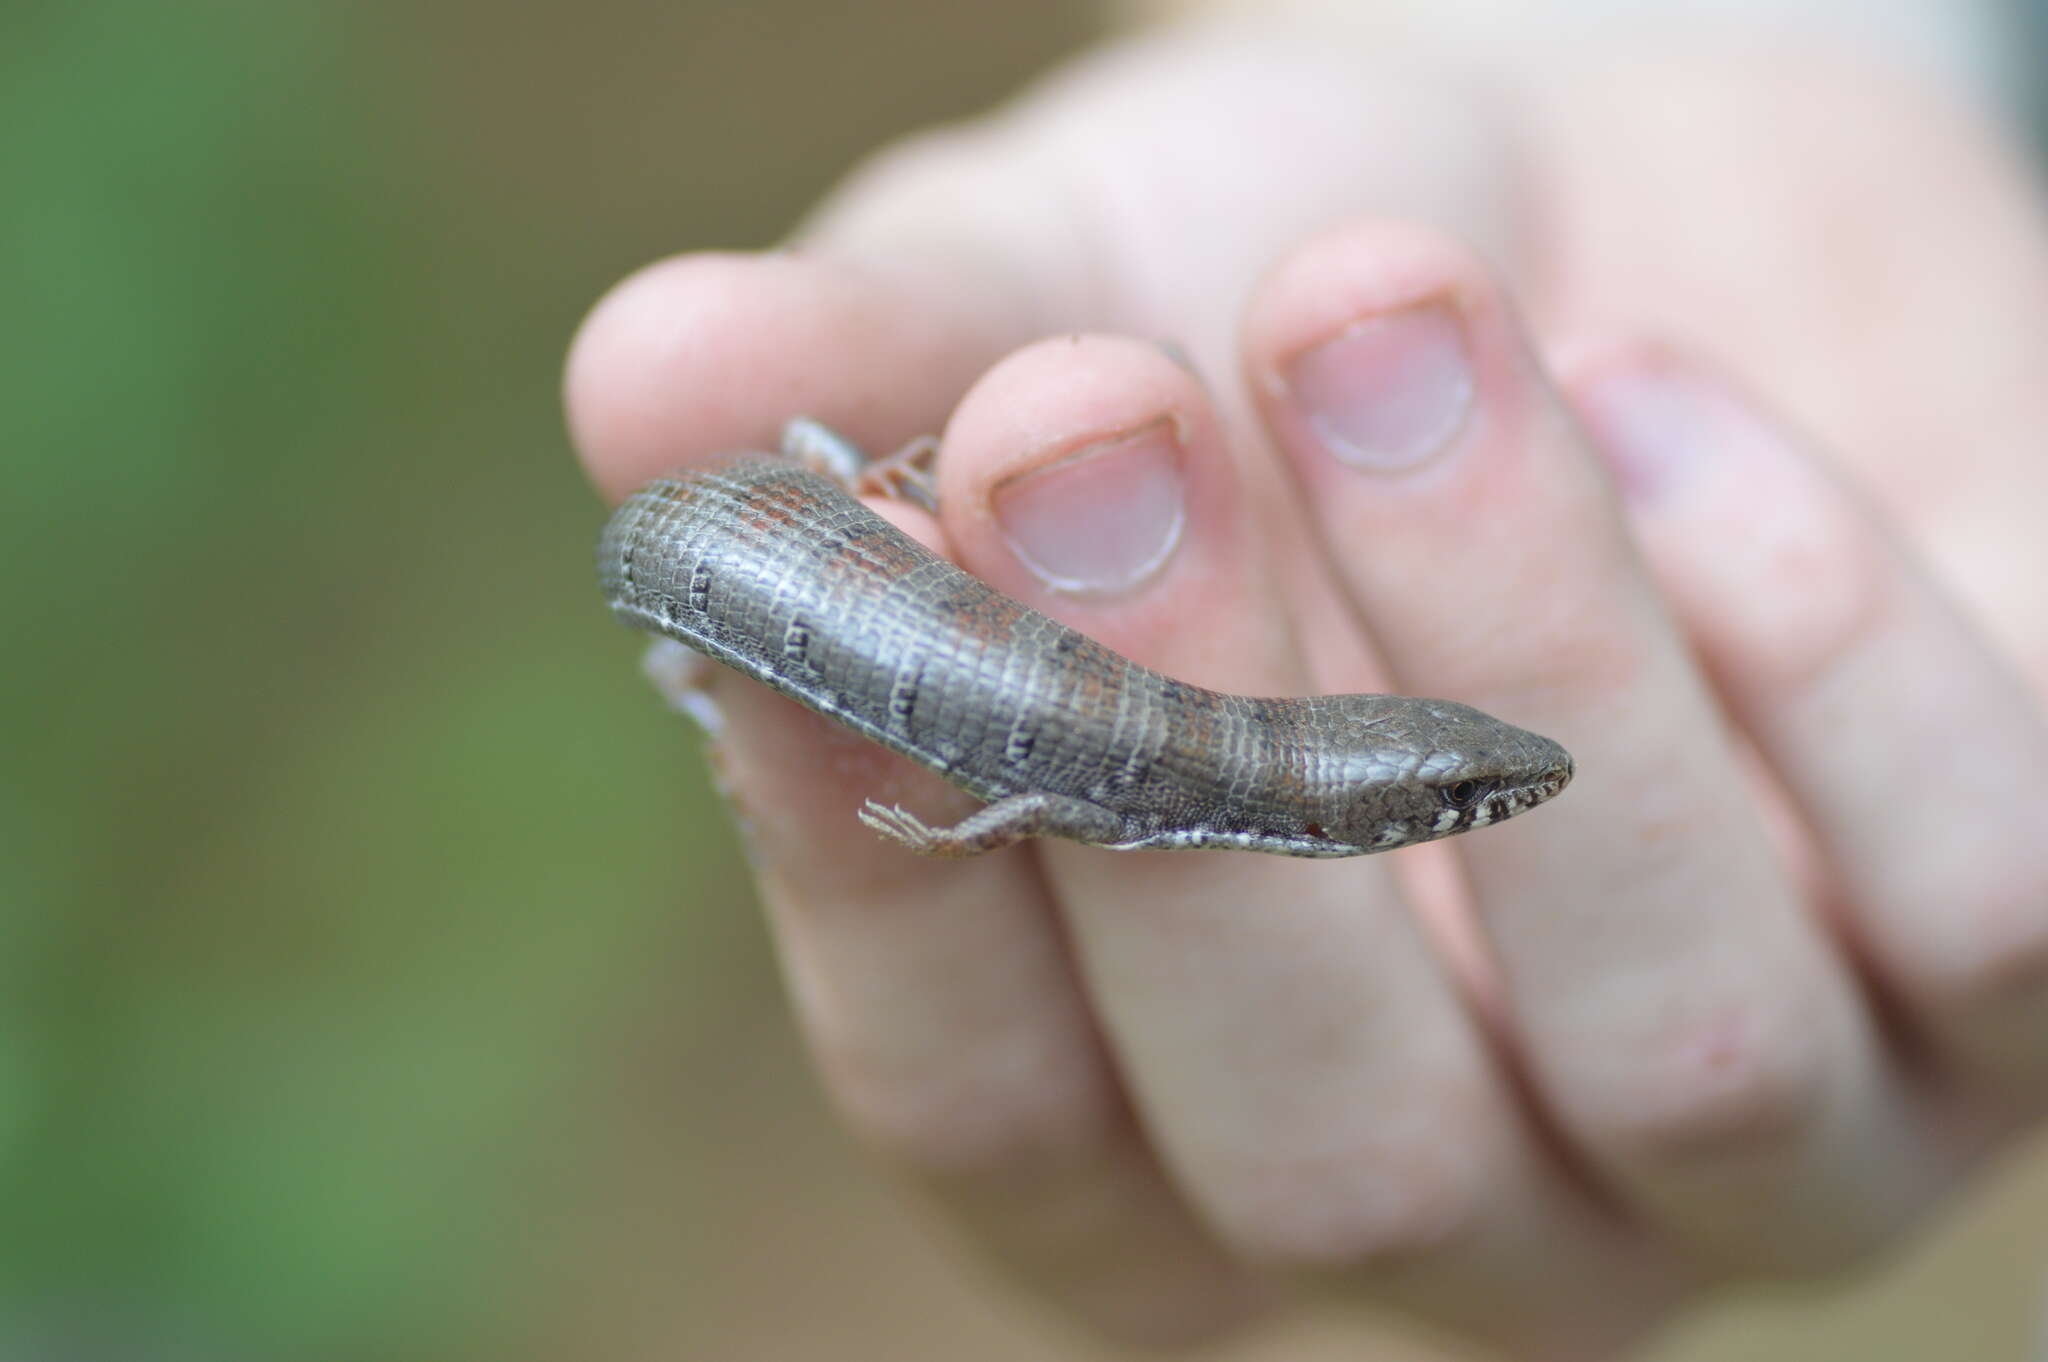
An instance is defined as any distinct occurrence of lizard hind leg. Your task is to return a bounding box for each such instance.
[858,793,1126,857]
[780,417,940,513]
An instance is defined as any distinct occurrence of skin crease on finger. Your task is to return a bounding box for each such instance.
[929,336,1687,1357]
[1564,340,2048,1106]
[1240,223,1965,1278]
[565,14,2048,1361]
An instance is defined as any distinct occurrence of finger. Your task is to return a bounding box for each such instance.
[567,252,1266,1343]
[1570,345,2048,1106]
[937,333,1686,1357]
[1245,221,1959,1270]
[566,250,1020,501]
[567,249,999,880]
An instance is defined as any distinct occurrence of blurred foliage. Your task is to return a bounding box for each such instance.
[0,0,1091,1357]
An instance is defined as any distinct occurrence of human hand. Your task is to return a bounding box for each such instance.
[567,19,2048,1359]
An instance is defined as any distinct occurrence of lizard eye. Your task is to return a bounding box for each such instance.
[1443,780,1486,809]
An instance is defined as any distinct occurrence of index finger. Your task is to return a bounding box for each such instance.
[565,247,1268,1341]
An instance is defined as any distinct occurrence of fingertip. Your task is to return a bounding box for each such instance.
[941,334,1207,611]
[1245,219,1498,363]
[1241,218,1641,705]
[1557,335,1752,502]
[564,250,988,503]
[939,335,1203,569]
[565,252,784,500]
[1562,340,1892,693]
[1243,220,1571,524]
[937,334,1301,693]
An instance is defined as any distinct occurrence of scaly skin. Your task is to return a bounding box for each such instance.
[597,425,1572,857]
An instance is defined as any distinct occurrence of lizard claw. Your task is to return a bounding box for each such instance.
[857,800,939,852]
[780,419,940,514]
[852,435,940,514]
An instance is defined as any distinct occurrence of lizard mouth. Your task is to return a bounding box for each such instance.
[1461,758,1574,833]
[1496,761,1574,822]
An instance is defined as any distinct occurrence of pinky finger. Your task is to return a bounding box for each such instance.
[1570,344,2048,1108]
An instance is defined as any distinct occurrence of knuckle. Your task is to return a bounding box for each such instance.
[828,121,1008,223]
[1207,1145,1486,1277]
[1915,856,2048,1020]
[1721,490,1893,697]
[822,1039,1114,1179]
[1598,1004,1833,1167]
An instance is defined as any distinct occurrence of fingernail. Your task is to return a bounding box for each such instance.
[1284,302,1474,471]
[992,419,1187,594]
[1577,360,1775,506]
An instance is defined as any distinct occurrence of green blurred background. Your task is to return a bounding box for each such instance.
[4,2,2046,1360]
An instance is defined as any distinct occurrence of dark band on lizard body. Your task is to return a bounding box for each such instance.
[596,421,1573,857]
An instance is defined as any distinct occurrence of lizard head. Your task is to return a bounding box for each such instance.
[1305,696,1574,853]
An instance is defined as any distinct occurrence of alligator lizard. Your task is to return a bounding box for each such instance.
[596,420,1573,857]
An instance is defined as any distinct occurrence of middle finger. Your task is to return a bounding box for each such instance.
[937,333,1683,1355]
[1245,221,1957,1270]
